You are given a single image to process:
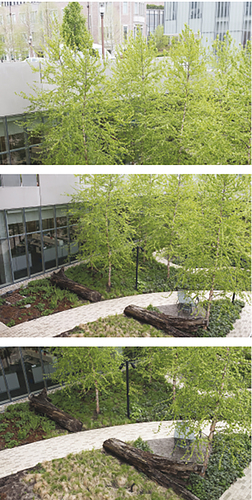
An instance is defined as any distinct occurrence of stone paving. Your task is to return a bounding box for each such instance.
[0,290,251,337]
[0,420,250,500]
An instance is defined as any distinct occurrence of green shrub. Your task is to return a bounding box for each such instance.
[132,436,153,453]
[189,433,251,500]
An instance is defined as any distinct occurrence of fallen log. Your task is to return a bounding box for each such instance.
[29,387,83,432]
[103,438,201,500]
[124,305,206,336]
[50,267,102,302]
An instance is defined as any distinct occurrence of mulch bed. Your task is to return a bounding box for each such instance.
[0,290,86,327]
[0,467,41,500]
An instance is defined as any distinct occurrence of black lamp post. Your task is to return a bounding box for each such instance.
[119,360,136,418]
[100,3,105,59]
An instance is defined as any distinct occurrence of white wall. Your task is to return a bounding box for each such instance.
[0,174,78,210]
[0,62,42,117]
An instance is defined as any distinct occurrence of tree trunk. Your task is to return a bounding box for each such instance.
[124,305,207,336]
[28,387,83,432]
[103,438,201,500]
[50,267,102,302]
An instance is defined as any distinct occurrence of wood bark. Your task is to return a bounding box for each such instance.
[50,267,102,302]
[103,438,201,500]
[124,305,207,336]
[28,388,83,432]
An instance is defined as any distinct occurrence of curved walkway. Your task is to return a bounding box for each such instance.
[0,291,251,338]
[0,421,250,500]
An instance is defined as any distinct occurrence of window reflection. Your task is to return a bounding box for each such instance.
[9,236,28,280]
[7,209,24,236]
[27,233,43,275]
[43,230,56,270]
[41,207,55,230]
[0,348,56,403]
[25,207,40,233]
[0,239,12,285]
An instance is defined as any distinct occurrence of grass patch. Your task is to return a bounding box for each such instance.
[67,299,245,338]
[69,314,169,337]
[0,374,173,450]
[24,447,182,500]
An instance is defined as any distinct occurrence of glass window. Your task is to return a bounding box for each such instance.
[2,175,21,187]
[41,206,55,230]
[123,25,128,40]
[27,233,43,275]
[0,239,12,286]
[43,230,56,270]
[190,2,202,19]
[7,209,24,236]
[57,227,69,266]
[0,348,24,402]
[134,2,139,15]
[216,2,230,18]
[69,225,79,261]
[56,205,67,227]
[25,207,40,233]
[0,119,6,153]
[245,2,251,17]
[0,153,9,165]
[22,348,56,390]
[0,212,7,238]
[22,174,38,187]
[243,19,251,46]
[123,2,127,15]
[166,2,177,21]
[9,235,28,280]
[10,149,27,165]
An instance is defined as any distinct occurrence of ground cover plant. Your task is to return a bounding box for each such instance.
[0,278,85,327]
[0,374,174,451]
[189,433,251,500]
[23,447,182,500]
[65,299,245,338]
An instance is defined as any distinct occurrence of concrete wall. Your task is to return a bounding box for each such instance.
[0,61,42,117]
[0,174,78,210]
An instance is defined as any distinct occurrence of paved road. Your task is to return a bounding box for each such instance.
[0,290,250,337]
[0,421,250,500]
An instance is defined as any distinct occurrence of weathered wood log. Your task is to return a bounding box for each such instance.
[29,387,83,432]
[124,305,205,336]
[50,267,102,302]
[103,438,201,500]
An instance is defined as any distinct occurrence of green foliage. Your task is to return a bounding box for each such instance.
[6,319,15,327]
[189,433,251,500]
[197,300,245,337]
[61,1,92,51]
[153,25,169,52]
[132,437,153,453]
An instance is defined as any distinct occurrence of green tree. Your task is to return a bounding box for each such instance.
[50,347,123,415]
[70,174,134,290]
[61,1,92,51]
[21,27,122,164]
[109,30,162,164]
[149,174,196,278]
[168,347,251,475]
[206,34,251,165]
[177,174,251,326]
[154,25,168,52]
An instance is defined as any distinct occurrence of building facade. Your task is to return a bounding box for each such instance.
[0,347,57,405]
[0,174,79,289]
[164,2,251,46]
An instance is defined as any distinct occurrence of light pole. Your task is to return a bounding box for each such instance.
[119,360,136,418]
[29,34,33,58]
[100,3,105,59]
[87,2,90,31]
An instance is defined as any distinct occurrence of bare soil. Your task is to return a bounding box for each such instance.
[0,290,86,327]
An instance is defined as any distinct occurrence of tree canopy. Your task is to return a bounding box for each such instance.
[21,26,251,165]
